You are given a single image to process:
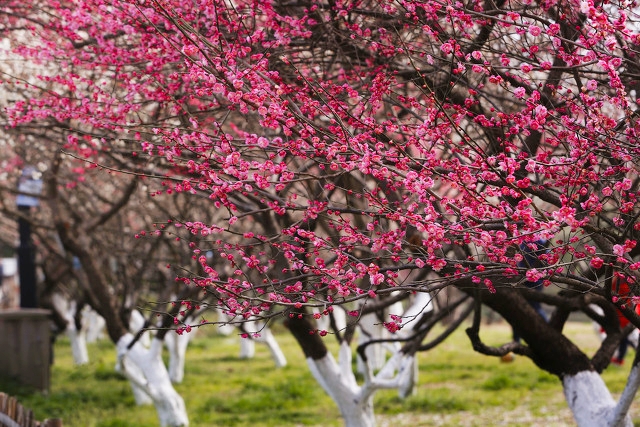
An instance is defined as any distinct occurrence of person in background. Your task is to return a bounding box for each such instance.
[610,275,640,365]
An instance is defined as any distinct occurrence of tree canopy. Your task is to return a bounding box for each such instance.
[2,1,640,424]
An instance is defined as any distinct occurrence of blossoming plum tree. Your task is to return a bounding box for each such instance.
[0,129,192,425]
[4,0,640,426]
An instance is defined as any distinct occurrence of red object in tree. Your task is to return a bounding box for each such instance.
[612,276,640,329]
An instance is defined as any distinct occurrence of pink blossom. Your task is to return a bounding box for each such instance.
[182,45,198,56]
[534,105,548,118]
[525,268,543,282]
[590,257,604,269]
[528,25,541,36]
[440,42,453,54]
[384,321,401,333]
[540,61,552,70]
[431,258,447,271]
[371,272,385,285]
[484,279,496,293]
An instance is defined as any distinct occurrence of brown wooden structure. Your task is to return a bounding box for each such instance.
[0,310,51,392]
[0,393,61,427]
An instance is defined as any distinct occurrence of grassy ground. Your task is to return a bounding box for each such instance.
[0,320,636,427]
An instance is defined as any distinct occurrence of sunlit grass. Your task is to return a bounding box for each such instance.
[0,320,636,426]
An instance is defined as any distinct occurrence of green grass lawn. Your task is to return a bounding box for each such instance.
[0,320,636,426]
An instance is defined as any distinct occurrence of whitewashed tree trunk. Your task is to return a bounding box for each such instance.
[309,344,375,427]
[165,327,195,384]
[116,334,189,427]
[239,337,256,359]
[610,360,640,427]
[308,342,415,427]
[239,320,287,367]
[215,309,236,336]
[129,377,154,405]
[563,370,633,427]
[125,310,155,404]
[129,309,151,347]
[314,306,347,332]
[215,312,286,366]
[357,292,433,389]
[254,328,287,367]
[51,293,89,365]
[67,326,89,365]
[83,306,106,343]
[357,312,388,373]
[393,292,433,398]
[400,292,434,328]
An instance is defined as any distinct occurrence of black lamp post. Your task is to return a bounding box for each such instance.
[16,166,42,309]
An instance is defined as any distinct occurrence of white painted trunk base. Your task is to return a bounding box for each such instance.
[563,371,632,427]
[165,330,194,384]
[612,364,640,427]
[356,292,432,393]
[239,322,287,367]
[307,342,416,427]
[129,309,151,347]
[116,334,189,427]
[83,307,106,342]
[51,293,90,365]
[215,309,236,336]
[357,312,389,374]
[254,328,287,367]
[313,307,347,332]
[239,337,255,359]
[308,350,375,427]
[67,326,89,366]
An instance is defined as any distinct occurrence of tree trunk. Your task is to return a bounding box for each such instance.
[239,321,287,367]
[357,312,389,374]
[48,169,188,425]
[129,309,151,347]
[84,307,106,342]
[256,328,287,367]
[469,284,593,375]
[287,312,377,427]
[66,325,89,365]
[307,351,376,427]
[165,330,193,384]
[214,309,236,336]
[563,370,632,427]
[51,293,89,365]
[117,334,189,427]
[465,284,638,426]
[239,337,255,359]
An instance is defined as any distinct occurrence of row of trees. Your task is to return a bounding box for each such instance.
[2,0,640,426]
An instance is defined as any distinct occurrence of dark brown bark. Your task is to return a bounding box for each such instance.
[284,308,328,361]
[59,235,128,343]
[46,155,128,344]
[462,284,593,377]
